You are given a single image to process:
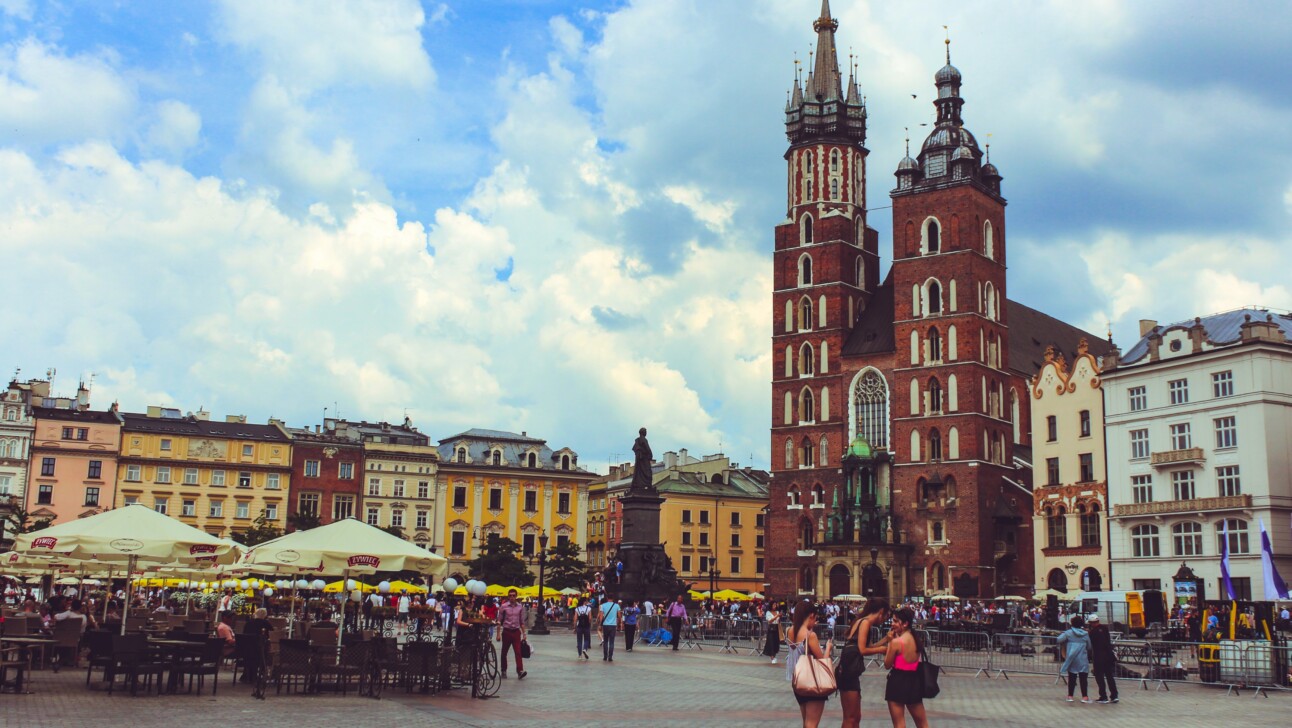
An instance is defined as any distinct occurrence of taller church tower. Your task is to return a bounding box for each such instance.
[767,1,881,598]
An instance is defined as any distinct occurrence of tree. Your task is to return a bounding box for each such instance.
[380,525,405,540]
[232,511,282,547]
[286,510,321,532]
[2,504,51,546]
[466,534,535,587]
[543,539,588,591]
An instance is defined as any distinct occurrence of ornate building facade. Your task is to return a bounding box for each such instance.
[1030,341,1110,596]
[767,2,1108,600]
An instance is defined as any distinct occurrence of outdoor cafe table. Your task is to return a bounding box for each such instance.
[1,636,55,693]
[146,637,204,694]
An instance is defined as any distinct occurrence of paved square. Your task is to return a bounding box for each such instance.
[4,631,1289,727]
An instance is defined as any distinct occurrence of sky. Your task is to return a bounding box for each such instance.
[2,0,1290,473]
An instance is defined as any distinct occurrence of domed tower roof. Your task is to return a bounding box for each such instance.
[934,62,962,86]
[847,436,874,459]
[952,144,975,162]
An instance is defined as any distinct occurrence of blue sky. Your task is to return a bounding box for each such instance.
[2,0,1290,472]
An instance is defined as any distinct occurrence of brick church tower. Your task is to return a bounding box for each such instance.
[768,1,881,597]
[887,40,1027,599]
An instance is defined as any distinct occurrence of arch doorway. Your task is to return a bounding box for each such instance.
[862,563,887,599]
[1047,568,1069,593]
[1081,567,1102,592]
[829,564,851,597]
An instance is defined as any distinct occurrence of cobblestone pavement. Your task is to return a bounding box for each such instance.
[4,631,1288,727]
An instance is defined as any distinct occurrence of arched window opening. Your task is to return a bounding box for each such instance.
[830,178,840,200]
[1216,519,1250,554]
[800,520,814,550]
[527,452,537,467]
[799,343,816,376]
[932,563,946,591]
[928,428,943,460]
[927,280,943,314]
[812,485,825,506]
[830,149,840,172]
[805,150,814,174]
[801,214,814,245]
[799,254,813,286]
[948,426,960,459]
[852,369,889,450]
[819,436,829,466]
[802,438,816,469]
[928,378,943,414]
[1047,568,1068,592]
[926,218,941,254]
[1173,521,1202,557]
[855,257,865,288]
[455,447,467,463]
[799,297,813,331]
[1132,524,1160,557]
[785,439,795,469]
[984,219,995,259]
[1047,506,1067,548]
[561,454,571,470]
[800,388,816,423]
[910,429,921,462]
[928,327,942,362]
[788,484,800,505]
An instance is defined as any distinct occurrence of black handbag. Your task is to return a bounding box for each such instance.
[521,639,532,659]
[834,641,865,685]
[918,639,940,699]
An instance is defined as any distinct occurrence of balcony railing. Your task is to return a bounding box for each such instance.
[1151,447,1205,468]
[1112,493,1251,517]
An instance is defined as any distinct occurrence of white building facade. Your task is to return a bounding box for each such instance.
[1104,310,1292,603]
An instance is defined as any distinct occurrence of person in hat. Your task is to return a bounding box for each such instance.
[1086,614,1118,703]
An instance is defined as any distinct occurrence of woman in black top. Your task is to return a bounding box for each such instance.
[838,598,890,728]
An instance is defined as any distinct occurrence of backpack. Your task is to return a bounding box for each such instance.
[577,607,590,628]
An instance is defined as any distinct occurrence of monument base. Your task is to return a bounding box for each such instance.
[603,542,685,607]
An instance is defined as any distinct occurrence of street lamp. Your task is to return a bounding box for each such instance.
[708,566,721,596]
[530,531,551,635]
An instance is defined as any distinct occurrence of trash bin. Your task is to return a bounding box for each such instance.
[1198,644,1219,683]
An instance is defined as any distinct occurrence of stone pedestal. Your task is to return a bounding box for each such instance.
[603,491,684,605]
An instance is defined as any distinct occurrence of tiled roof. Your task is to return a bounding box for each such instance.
[437,428,588,474]
[605,467,770,499]
[119,412,289,441]
[1121,308,1292,364]
[441,428,545,444]
[1005,300,1113,377]
[30,407,121,424]
[841,271,896,356]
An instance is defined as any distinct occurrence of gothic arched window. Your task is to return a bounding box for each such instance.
[925,218,941,254]
[851,369,889,449]
[801,214,814,245]
[799,254,813,286]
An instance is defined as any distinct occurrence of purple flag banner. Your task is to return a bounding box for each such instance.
[1259,519,1289,600]
[1220,519,1236,600]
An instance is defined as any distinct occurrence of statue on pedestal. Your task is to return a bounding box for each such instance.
[630,427,655,493]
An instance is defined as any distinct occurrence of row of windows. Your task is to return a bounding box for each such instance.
[1130,519,1251,558]
[1127,371,1234,412]
[911,216,997,260]
[35,457,104,479]
[302,460,356,479]
[366,478,433,499]
[1043,503,1102,548]
[121,464,280,489]
[447,530,571,557]
[60,427,89,441]
[782,385,830,426]
[1045,411,1093,441]
[296,492,356,521]
[448,485,571,514]
[1044,453,1097,485]
[121,493,274,521]
[1129,465,1242,503]
[451,447,574,470]
[1127,417,1238,456]
[363,506,431,530]
[677,554,759,576]
[145,438,264,460]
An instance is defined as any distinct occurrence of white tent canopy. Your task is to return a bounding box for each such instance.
[238,518,448,577]
[13,504,242,565]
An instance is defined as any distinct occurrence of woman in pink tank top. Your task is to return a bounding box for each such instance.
[883,607,930,727]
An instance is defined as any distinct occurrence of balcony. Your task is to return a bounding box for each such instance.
[1113,493,1251,518]
[1151,447,1205,468]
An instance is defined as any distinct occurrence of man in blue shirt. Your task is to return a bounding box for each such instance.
[622,600,640,651]
[599,598,622,661]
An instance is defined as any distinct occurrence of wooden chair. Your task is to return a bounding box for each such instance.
[50,618,84,671]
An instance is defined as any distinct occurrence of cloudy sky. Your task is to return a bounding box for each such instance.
[2,1,1289,472]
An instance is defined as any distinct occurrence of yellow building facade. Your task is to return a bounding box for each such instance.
[361,442,439,548]
[114,407,292,539]
[435,429,593,579]
[585,478,609,567]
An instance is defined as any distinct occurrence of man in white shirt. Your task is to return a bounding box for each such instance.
[54,599,89,634]
[642,599,654,617]
[397,591,411,622]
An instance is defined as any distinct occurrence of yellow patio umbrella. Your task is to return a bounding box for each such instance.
[484,583,511,597]
[454,585,468,595]
[688,589,709,600]
[387,580,427,594]
[712,589,751,601]
[521,585,560,599]
[323,579,376,594]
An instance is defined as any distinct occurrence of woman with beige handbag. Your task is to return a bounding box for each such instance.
[786,601,834,728]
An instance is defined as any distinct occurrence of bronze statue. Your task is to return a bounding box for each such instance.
[630,427,654,492]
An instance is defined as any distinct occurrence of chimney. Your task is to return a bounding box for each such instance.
[1138,319,1158,337]
[678,448,689,464]
[193,409,210,422]
[314,424,321,433]
[664,451,678,469]
[1240,313,1286,343]
[147,405,162,418]
[76,382,90,411]
[225,414,246,424]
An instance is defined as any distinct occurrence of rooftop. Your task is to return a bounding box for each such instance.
[1120,307,1292,365]
[119,412,289,441]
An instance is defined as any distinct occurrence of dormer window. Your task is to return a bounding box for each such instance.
[491,450,502,466]
[561,454,571,470]
[527,452,537,468]
[455,447,467,463]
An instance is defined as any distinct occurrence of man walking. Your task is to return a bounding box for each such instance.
[600,598,622,661]
[496,588,528,679]
[573,598,593,659]
[1088,614,1119,704]
[623,600,640,651]
[666,594,688,651]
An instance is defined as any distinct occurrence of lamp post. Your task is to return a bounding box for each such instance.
[530,531,551,635]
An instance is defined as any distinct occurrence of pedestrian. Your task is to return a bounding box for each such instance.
[573,597,593,659]
[623,600,640,651]
[397,590,411,623]
[763,603,782,664]
[1086,614,1118,704]
[786,600,832,728]
[883,607,930,728]
[496,588,528,679]
[839,597,891,728]
[1057,615,1093,703]
[666,594,688,651]
[600,597,622,661]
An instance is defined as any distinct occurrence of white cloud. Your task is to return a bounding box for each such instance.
[662,184,737,234]
[0,0,31,20]
[215,0,435,92]
[0,39,135,146]
[144,100,202,158]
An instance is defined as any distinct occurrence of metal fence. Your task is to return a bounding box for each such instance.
[627,618,1290,696]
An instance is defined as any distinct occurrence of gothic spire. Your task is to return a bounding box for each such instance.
[808,0,841,101]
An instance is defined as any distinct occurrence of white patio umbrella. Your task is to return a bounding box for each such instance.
[238,518,448,646]
[13,504,244,633]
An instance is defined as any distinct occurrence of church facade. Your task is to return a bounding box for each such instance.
[767,2,1109,601]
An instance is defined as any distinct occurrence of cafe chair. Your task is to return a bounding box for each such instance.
[176,638,224,696]
[0,646,28,693]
